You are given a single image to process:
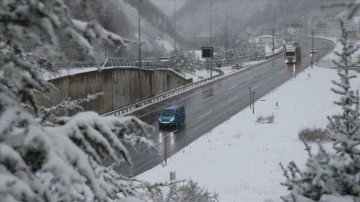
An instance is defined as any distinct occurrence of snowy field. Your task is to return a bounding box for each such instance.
[138,54,360,200]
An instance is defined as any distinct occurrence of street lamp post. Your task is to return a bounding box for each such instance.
[272,13,275,54]
[210,1,213,77]
[272,28,275,54]
[311,29,314,68]
[210,0,229,77]
[249,87,251,109]
[164,132,167,165]
[225,7,228,61]
[252,91,256,114]
[225,5,242,61]
[138,0,142,101]
[174,0,177,50]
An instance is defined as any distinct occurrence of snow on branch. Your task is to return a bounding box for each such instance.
[0,0,162,201]
[39,92,104,125]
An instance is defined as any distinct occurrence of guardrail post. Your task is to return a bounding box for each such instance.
[252,91,256,114]
[249,87,252,109]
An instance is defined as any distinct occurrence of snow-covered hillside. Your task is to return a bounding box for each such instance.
[114,0,176,56]
[66,0,177,59]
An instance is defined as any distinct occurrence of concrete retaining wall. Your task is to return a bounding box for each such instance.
[37,68,192,114]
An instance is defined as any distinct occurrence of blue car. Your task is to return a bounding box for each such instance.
[159,105,185,129]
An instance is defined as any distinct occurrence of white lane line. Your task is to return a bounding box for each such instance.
[201,97,211,103]
[227,96,239,103]
[157,130,177,142]
[139,86,214,118]
[229,85,237,90]
[198,110,213,120]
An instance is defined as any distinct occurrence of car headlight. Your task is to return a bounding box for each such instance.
[170,118,175,122]
[159,118,162,122]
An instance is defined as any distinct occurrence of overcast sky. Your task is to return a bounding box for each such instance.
[150,0,186,16]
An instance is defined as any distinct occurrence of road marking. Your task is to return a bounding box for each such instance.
[201,97,211,103]
[157,130,177,143]
[139,86,214,118]
[198,110,213,120]
[227,96,238,103]
[229,85,237,90]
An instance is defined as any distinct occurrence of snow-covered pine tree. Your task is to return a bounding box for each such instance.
[0,0,159,201]
[225,34,264,60]
[169,49,186,73]
[325,18,360,199]
[146,179,219,202]
[280,18,360,202]
[169,49,200,73]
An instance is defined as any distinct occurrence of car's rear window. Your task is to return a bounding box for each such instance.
[161,109,175,116]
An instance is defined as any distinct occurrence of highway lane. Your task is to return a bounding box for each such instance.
[107,37,334,177]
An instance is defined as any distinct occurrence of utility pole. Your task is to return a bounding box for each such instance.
[311,29,314,68]
[164,132,167,166]
[272,28,275,55]
[138,0,142,101]
[225,7,228,61]
[285,23,288,42]
[174,0,177,50]
[272,13,275,54]
[210,1,213,77]
[225,5,242,61]
[312,30,314,51]
[252,91,256,114]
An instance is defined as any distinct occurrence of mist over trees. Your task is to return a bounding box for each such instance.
[175,0,345,38]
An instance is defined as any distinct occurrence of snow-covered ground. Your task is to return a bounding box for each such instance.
[185,59,267,82]
[138,42,360,201]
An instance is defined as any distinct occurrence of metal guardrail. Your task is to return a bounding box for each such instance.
[102,49,284,117]
[55,58,171,69]
[204,54,278,68]
[102,72,223,117]
[55,51,284,70]
[103,57,170,68]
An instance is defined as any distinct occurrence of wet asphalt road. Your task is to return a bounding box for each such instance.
[104,37,334,177]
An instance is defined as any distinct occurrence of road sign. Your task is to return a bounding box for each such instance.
[202,47,213,58]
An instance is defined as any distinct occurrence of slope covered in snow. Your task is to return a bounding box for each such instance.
[65,0,177,59]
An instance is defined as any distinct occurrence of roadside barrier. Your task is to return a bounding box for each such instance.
[102,50,284,117]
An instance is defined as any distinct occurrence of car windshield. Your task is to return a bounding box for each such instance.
[161,109,175,116]
[285,52,295,56]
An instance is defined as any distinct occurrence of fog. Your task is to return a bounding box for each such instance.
[150,0,186,16]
